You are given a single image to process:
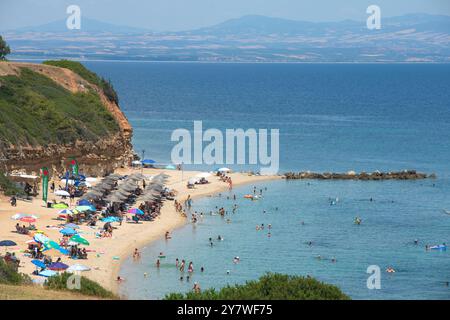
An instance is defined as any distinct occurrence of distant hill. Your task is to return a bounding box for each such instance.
[8,17,150,34]
[187,13,450,35]
[2,14,450,62]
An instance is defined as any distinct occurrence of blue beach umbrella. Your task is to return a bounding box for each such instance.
[31,259,47,269]
[38,270,57,277]
[102,216,120,223]
[0,240,17,247]
[76,205,96,212]
[78,199,91,206]
[59,228,77,236]
[141,159,156,165]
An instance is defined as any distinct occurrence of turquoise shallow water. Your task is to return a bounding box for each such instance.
[83,62,450,299]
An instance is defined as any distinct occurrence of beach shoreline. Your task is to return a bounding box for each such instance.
[0,168,280,297]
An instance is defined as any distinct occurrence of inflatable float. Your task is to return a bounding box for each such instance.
[430,245,447,251]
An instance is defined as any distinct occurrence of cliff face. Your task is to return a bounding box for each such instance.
[0,61,134,176]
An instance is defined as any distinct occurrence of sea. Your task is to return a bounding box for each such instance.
[83,62,450,300]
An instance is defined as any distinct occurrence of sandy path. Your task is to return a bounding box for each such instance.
[0,168,279,296]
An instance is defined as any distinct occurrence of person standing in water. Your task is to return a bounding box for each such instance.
[180,260,185,272]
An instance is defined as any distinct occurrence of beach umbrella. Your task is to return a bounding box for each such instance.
[0,240,17,247]
[128,208,144,215]
[19,216,36,223]
[48,262,69,271]
[11,213,38,220]
[141,159,156,165]
[75,205,96,212]
[101,217,119,223]
[34,233,50,244]
[78,199,92,206]
[31,259,47,269]
[55,190,70,197]
[64,223,79,229]
[218,167,231,173]
[132,160,142,166]
[38,270,57,277]
[59,228,77,236]
[58,209,73,215]
[69,234,90,246]
[43,240,61,250]
[67,264,91,272]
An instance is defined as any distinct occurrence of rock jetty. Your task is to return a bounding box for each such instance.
[284,170,435,180]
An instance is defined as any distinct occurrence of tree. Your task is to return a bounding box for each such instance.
[165,273,350,300]
[0,36,11,61]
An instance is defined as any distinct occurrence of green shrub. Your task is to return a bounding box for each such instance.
[164,273,350,300]
[43,60,119,104]
[44,272,117,299]
[0,259,32,285]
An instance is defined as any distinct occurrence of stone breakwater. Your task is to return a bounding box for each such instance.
[284,170,435,180]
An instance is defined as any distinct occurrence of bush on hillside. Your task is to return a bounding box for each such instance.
[164,273,350,300]
[44,272,117,299]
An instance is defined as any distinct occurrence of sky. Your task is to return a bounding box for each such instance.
[1,0,450,31]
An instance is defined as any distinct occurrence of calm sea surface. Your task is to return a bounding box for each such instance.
[85,62,450,299]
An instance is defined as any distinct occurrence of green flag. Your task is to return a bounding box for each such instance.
[70,158,79,176]
[41,167,49,202]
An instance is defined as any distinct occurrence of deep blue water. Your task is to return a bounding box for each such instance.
[84,62,450,299]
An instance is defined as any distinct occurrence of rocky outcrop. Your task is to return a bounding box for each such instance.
[284,170,435,180]
[0,62,134,176]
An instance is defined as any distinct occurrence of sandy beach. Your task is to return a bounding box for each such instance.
[0,168,280,296]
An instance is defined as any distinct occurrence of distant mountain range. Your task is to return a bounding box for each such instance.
[2,14,450,62]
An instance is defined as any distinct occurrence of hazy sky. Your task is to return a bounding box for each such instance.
[1,0,449,31]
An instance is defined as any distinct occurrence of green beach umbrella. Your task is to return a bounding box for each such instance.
[75,205,96,212]
[70,234,90,246]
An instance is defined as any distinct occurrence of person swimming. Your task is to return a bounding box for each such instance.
[156,259,160,268]
[386,267,396,273]
[218,235,223,241]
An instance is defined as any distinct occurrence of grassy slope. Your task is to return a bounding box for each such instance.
[0,284,108,300]
[0,67,119,146]
[43,60,119,104]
